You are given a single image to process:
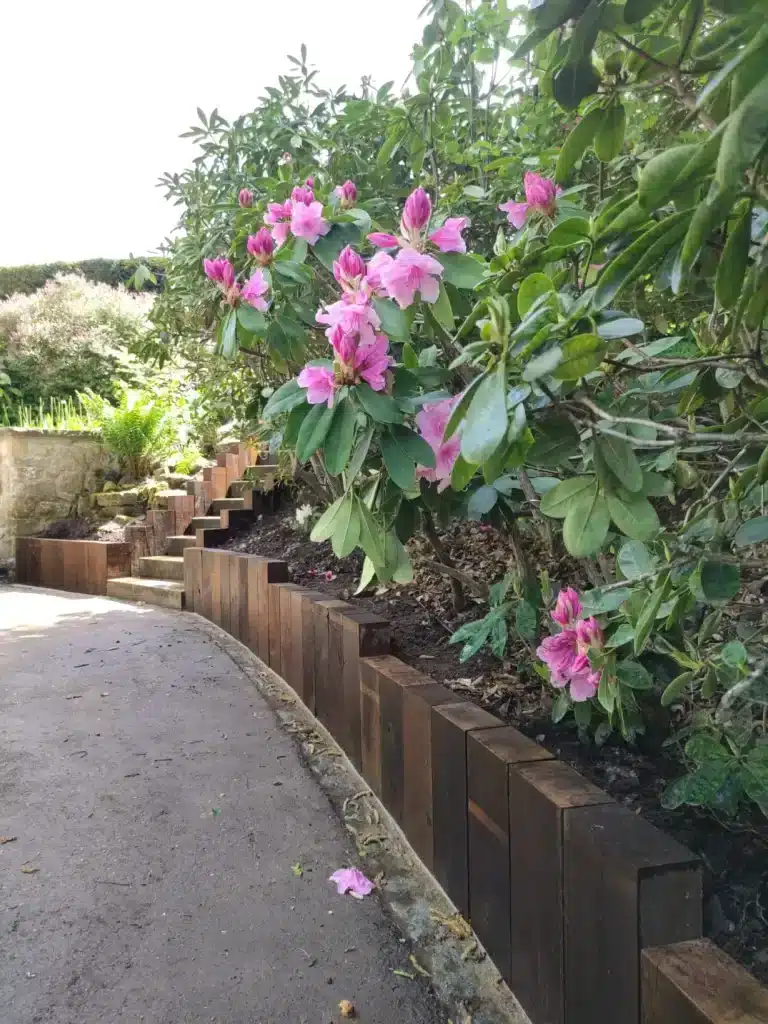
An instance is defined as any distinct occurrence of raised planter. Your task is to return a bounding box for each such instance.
[15,537,131,595]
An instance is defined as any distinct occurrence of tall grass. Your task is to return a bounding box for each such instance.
[1,396,99,431]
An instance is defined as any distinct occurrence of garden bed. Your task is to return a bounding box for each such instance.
[226,501,768,984]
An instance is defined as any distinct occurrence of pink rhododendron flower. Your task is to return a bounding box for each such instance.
[381,248,443,308]
[333,246,367,292]
[329,868,375,899]
[352,334,392,392]
[264,200,293,247]
[247,228,276,265]
[415,396,462,492]
[401,187,432,236]
[317,296,381,345]
[368,232,401,249]
[304,176,315,187]
[238,188,254,208]
[429,216,469,253]
[297,365,336,406]
[291,185,315,205]
[203,256,235,288]
[499,172,561,228]
[334,180,357,207]
[568,664,601,702]
[241,269,270,311]
[366,251,394,295]
[552,587,582,628]
[290,200,331,245]
[537,630,580,686]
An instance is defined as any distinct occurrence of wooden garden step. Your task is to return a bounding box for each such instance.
[107,577,185,610]
[189,516,222,531]
[138,555,185,581]
[210,497,245,512]
[166,535,198,556]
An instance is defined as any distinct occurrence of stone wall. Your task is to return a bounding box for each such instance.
[0,429,109,562]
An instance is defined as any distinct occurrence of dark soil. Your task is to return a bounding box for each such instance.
[36,516,139,543]
[226,501,768,984]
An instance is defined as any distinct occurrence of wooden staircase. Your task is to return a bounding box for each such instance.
[108,444,278,609]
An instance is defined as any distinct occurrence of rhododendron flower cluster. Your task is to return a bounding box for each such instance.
[261,178,341,249]
[247,228,276,265]
[297,245,394,407]
[499,172,561,229]
[368,186,469,255]
[536,588,603,702]
[240,269,270,312]
[415,397,461,491]
[334,180,357,208]
[202,257,270,311]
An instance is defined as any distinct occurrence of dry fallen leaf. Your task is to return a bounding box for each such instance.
[21,865,39,874]
[0,836,18,844]
[338,999,356,1018]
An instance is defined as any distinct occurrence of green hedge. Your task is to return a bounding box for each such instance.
[0,257,168,298]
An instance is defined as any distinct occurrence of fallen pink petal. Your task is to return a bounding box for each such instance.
[330,868,375,899]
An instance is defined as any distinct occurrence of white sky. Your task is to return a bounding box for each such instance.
[0,1,422,266]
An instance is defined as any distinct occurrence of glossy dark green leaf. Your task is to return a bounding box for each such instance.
[553,333,606,379]
[517,273,555,317]
[540,475,597,518]
[262,378,307,419]
[355,384,403,424]
[529,416,581,467]
[552,61,601,110]
[331,494,361,557]
[716,202,752,310]
[380,431,417,491]
[638,144,701,212]
[312,222,361,270]
[296,402,336,463]
[562,483,610,556]
[616,660,653,689]
[436,252,487,289]
[607,492,660,540]
[634,577,669,654]
[624,0,664,22]
[673,188,736,293]
[323,398,357,476]
[388,425,435,468]
[432,282,454,331]
[734,516,768,546]
[522,346,563,381]
[555,107,604,183]
[310,496,345,542]
[698,560,741,601]
[372,297,411,341]
[460,365,508,465]
[594,211,691,309]
[595,434,643,492]
[467,484,499,519]
[716,72,768,194]
[237,303,267,334]
[218,308,238,357]
[593,103,626,162]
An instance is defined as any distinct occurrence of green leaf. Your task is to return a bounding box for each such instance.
[323,398,357,476]
[563,483,610,556]
[402,342,419,369]
[624,0,664,22]
[573,701,592,730]
[355,384,403,424]
[272,260,312,285]
[595,434,643,492]
[581,586,632,613]
[237,303,267,334]
[529,416,581,468]
[555,107,604,183]
[218,308,238,358]
[468,485,498,520]
[377,125,404,167]
[617,540,656,579]
[372,297,411,341]
[540,476,597,518]
[552,691,571,723]
[436,252,487,289]
[673,188,736,293]
[716,72,768,195]
[634,578,669,655]
[606,622,635,647]
[357,499,385,568]
[721,640,747,666]
[607,492,660,541]
[432,282,454,332]
[593,103,626,162]
[296,402,336,463]
[597,317,644,339]
[388,425,435,468]
[597,671,615,713]
[262,379,307,419]
[553,333,606,380]
[742,745,768,816]
[380,432,416,491]
[345,424,374,489]
[734,516,768,547]
[547,217,591,246]
[312,222,361,270]
[451,455,477,491]
[283,403,309,445]
[517,273,555,317]
[515,600,538,640]
[593,211,691,309]
[522,346,563,381]
[616,660,653,690]
[310,496,345,542]
[552,61,601,110]
[661,671,694,706]
[698,560,741,602]
[331,495,361,557]
[715,202,752,310]
[638,144,700,212]
[460,365,508,465]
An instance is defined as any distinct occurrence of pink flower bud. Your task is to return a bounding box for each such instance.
[576,617,603,652]
[334,180,357,208]
[401,187,432,233]
[203,256,235,287]
[551,587,582,628]
[247,228,276,264]
[278,152,293,165]
[305,176,315,187]
[333,246,366,290]
[367,232,400,249]
[291,185,315,205]
[238,188,254,208]
[220,261,235,290]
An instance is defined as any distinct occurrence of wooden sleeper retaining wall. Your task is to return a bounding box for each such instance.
[15,537,131,595]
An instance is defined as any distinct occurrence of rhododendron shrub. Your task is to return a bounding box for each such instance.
[158,0,768,814]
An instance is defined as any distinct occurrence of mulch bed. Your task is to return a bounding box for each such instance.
[226,500,768,984]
